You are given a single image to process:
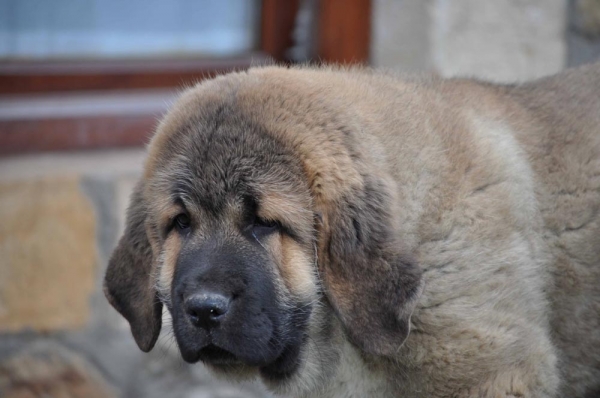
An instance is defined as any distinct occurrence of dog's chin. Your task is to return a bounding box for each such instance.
[258,340,304,382]
[179,340,304,383]
[186,344,242,365]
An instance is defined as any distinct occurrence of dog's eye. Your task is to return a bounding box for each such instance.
[174,213,191,231]
[252,217,279,239]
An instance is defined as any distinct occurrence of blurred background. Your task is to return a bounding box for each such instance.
[0,0,599,397]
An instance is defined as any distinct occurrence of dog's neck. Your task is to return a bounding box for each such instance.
[311,339,399,398]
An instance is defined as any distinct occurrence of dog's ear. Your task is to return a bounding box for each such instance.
[317,177,423,357]
[103,182,162,352]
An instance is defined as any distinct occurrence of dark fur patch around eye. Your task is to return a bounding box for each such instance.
[252,217,280,241]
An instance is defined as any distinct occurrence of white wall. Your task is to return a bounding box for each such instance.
[371,0,568,83]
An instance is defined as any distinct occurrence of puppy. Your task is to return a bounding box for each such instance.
[104,64,600,397]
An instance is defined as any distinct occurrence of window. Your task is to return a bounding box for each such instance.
[0,0,370,154]
[0,0,261,59]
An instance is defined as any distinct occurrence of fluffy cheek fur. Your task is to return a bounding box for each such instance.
[265,234,319,302]
[155,233,180,307]
[259,234,347,396]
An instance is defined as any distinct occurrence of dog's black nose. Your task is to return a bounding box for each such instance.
[184,293,230,329]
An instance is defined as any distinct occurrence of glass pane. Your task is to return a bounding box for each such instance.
[0,0,261,60]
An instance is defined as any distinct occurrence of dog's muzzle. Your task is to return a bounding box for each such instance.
[169,239,310,379]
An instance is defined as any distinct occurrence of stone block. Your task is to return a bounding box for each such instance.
[0,340,116,398]
[371,0,432,72]
[431,0,567,82]
[575,0,600,38]
[0,177,96,332]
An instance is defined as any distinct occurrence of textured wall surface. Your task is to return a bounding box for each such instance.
[371,0,599,82]
[0,177,96,332]
[371,0,431,72]
[568,0,600,65]
[0,151,270,398]
[431,0,567,82]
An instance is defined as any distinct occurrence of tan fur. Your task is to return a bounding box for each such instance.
[258,190,315,241]
[109,63,600,397]
[156,233,181,302]
[269,234,318,301]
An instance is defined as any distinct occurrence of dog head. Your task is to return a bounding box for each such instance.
[104,67,423,394]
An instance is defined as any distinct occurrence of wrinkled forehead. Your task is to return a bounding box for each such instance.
[143,98,313,230]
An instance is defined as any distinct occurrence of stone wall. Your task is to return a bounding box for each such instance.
[568,0,600,66]
[0,151,271,398]
[372,0,600,81]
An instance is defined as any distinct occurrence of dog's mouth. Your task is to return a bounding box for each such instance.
[172,297,312,381]
[258,339,303,382]
[198,344,241,365]
[182,338,304,382]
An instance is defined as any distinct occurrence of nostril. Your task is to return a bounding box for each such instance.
[185,304,226,319]
[184,292,231,329]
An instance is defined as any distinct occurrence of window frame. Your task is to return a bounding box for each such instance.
[0,0,370,155]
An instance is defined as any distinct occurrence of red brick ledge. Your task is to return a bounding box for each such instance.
[0,55,263,95]
[0,89,177,156]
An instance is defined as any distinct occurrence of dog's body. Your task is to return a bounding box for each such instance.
[104,64,600,397]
